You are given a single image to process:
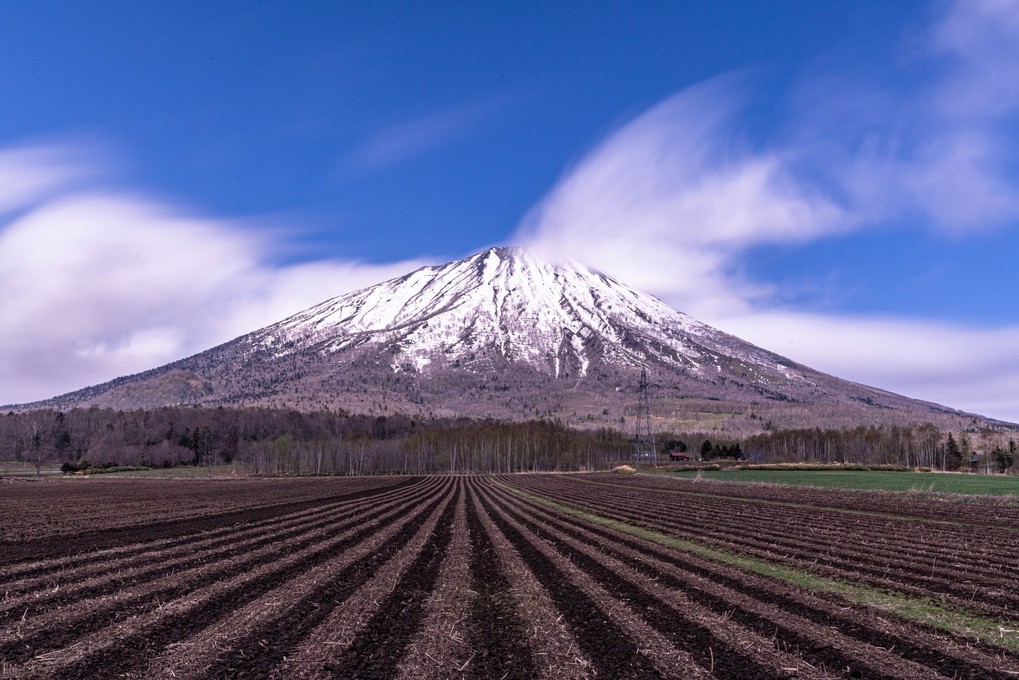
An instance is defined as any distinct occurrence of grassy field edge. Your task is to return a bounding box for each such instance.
[493,478,1019,653]
[658,467,1019,496]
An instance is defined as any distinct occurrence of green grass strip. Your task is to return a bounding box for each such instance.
[492,478,1019,653]
[571,474,1019,533]
[665,468,1019,496]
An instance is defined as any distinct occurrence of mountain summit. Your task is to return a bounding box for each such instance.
[252,246,766,381]
[23,247,980,432]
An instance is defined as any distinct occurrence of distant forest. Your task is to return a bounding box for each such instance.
[2,406,1017,475]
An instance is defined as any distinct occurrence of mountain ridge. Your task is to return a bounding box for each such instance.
[9,247,998,433]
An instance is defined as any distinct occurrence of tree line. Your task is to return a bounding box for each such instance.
[1,407,1015,475]
[739,425,1016,472]
[0,407,632,474]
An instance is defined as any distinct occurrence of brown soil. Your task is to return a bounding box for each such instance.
[3,473,1018,679]
[505,474,1019,619]
[0,476,414,564]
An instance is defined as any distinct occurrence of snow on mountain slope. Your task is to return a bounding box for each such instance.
[248,246,798,384]
[19,246,984,431]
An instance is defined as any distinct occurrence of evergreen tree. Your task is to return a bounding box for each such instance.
[945,432,962,470]
[993,444,1015,473]
[959,433,972,462]
[700,439,713,460]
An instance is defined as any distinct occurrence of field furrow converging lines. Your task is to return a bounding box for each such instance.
[0,477,416,569]
[497,479,1013,679]
[508,476,1019,618]
[568,475,1019,572]
[313,481,460,679]
[458,479,538,679]
[477,481,691,679]
[4,478,443,679]
[464,480,591,679]
[484,482,839,680]
[0,477,438,621]
[188,478,455,679]
[0,477,441,667]
[393,479,477,679]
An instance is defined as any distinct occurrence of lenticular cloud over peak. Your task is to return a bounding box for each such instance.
[516,75,847,318]
[513,0,1019,422]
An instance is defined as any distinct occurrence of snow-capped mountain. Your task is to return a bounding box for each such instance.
[252,247,781,381]
[23,247,978,430]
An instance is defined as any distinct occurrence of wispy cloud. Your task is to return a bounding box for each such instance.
[515,0,1019,422]
[0,148,429,404]
[929,0,1019,120]
[0,144,99,215]
[516,75,848,317]
[719,312,1019,423]
[341,95,512,174]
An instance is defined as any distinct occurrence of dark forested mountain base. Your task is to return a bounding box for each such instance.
[3,407,1012,474]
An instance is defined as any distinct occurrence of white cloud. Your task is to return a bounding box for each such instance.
[929,0,1019,120]
[516,75,849,318]
[515,0,1019,423]
[715,312,1019,423]
[0,145,97,215]
[0,159,429,405]
[341,95,512,174]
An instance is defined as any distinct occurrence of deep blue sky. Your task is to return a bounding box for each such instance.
[1,1,926,261]
[2,1,1018,421]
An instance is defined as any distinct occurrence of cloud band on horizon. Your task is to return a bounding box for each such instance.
[0,146,430,404]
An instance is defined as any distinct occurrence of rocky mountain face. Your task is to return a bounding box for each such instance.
[18,247,985,433]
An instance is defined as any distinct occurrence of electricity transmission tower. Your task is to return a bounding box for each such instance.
[633,366,657,464]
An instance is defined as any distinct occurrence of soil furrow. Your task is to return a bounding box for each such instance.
[467,483,592,679]
[502,482,1010,679]
[457,480,536,679]
[196,482,454,679]
[317,483,460,679]
[564,498,1017,677]
[0,484,431,665]
[552,476,1019,576]
[0,479,434,622]
[579,473,1019,529]
[513,479,1019,617]
[1,476,433,592]
[30,483,444,680]
[135,480,448,680]
[522,475,1019,574]
[6,471,1018,679]
[0,476,417,574]
[392,480,473,680]
[476,483,668,679]
[487,484,820,680]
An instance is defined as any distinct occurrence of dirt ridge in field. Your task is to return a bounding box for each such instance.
[320,483,460,678]
[0,477,432,618]
[0,476,416,566]
[29,483,446,679]
[0,481,440,666]
[485,483,807,680]
[4,473,1019,679]
[598,472,1019,528]
[461,482,537,679]
[510,474,1019,620]
[500,479,1018,680]
[476,482,673,678]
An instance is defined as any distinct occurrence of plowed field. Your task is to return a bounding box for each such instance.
[2,473,1018,678]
